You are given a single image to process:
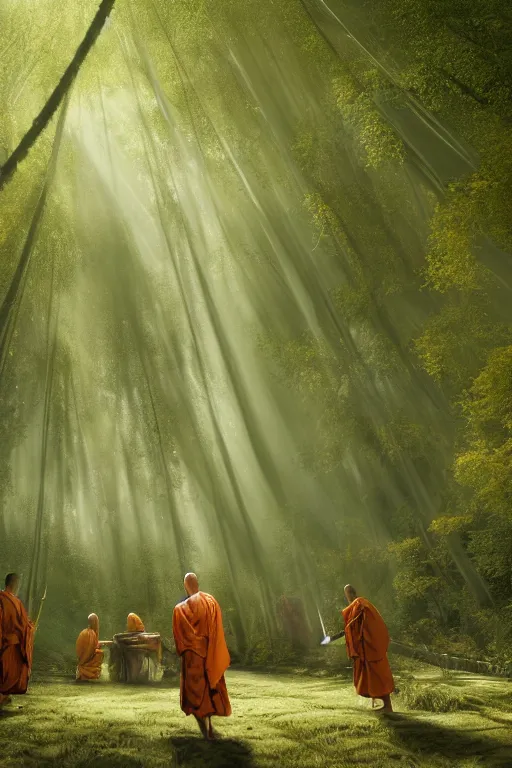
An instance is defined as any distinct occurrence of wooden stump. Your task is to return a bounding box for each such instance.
[109,632,162,684]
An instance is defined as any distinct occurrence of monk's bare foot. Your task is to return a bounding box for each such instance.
[0,695,12,708]
[194,715,208,739]
[206,717,220,740]
[374,695,393,714]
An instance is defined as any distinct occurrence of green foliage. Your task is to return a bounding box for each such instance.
[453,347,512,589]
[460,345,512,442]
[429,515,473,536]
[414,296,508,387]
[425,195,490,294]
[332,71,405,168]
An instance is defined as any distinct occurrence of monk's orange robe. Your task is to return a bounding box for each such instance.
[342,597,394,699]
[76,628,103,681]
[127,613,145,632]
[0,590,35,699]
[173,592,231,719]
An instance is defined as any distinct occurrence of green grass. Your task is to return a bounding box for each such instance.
[1,659,512,767]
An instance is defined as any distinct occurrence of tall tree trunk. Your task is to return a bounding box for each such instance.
[0,97,68,379]
[0,0,116,192]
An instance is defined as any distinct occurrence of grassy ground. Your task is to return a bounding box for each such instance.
[1,658,511,767]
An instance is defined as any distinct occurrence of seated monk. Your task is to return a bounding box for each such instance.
[342,584,394,713]
[126,613,145,633]
[173,573,231,740]
[0,573,35,706]
[76,613,105,681]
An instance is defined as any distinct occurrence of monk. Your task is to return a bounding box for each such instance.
[341,584,394,712]
[0,573,35,707]
[126,613,145,632]
[172,573,231,739]
[76,613,106,681]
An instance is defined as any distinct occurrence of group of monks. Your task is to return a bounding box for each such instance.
[75,611,146,681]
[1,570,394,740]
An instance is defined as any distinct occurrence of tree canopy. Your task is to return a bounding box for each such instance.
[0,0,511,666]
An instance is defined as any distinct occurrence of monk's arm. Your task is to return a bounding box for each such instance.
[173,606,198,655]
[172,609,184,656]
[345,610,364,631]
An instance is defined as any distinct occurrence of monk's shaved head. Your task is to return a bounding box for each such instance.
[344,584,357,603]
[5,573,19,593]
[88,613,99,632]
[184,572,199,596]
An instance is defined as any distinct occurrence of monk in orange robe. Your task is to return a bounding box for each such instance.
[342,584,394,712]
[0,573,35,707]
[173,573,231,739]
[76,613,105,681]
[126,613,145,632]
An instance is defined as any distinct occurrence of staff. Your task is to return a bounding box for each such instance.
[34,586,47,632]
[320,630,345,645]
[317,602,345,645]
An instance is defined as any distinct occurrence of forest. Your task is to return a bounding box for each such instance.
[0,1,511,764]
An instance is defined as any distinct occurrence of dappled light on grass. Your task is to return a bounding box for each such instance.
[1,664,512,767]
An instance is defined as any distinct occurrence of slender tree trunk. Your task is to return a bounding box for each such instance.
[0,96,68,377]
[0,0,116,192]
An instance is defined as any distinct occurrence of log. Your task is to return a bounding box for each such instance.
[390,640,512,678]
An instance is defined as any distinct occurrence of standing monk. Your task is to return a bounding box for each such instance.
[342,584,394,713]
[0,573,35,706]
[76,614,105,681]
[172,573,231,739]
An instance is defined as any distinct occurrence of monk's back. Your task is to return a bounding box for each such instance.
[0,586,34,698]
[186,592,209,635]
[172,577,232,734]
[341,590,394,705]
[344,597,389,661]
[177,592,217,637]
[76,628,97,657]
[0,591,25,634]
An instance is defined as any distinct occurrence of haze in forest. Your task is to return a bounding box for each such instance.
[0,0,510,669]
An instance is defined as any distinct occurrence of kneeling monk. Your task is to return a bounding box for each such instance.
[342,584,394,712]
[76,614,104,681]
[172,573,231,739]
[0,573,35,706]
